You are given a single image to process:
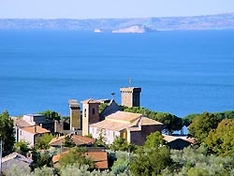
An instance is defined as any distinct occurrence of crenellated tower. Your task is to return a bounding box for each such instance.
[68,100,81,131]
[120,87,141,107]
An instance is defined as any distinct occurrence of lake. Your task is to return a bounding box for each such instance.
[0,30,234,117]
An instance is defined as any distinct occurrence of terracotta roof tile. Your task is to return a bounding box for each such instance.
[90,111,163,132]
[81,99,101,104]
[13,118,32,127]
[21,125,50,134]
[49,134,95,146]
[106,111,142,123]
[140,117,163,126]
[90,119,131,131]
[163,134,196,144]
[86,151,108,169]
[52,149,108,169]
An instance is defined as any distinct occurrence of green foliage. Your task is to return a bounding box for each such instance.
[0,110,15,153]
[130,132,172,176]
[38,110,60,121]
[111,151,132,175]
[59,164,119,176]
[35,133,54,150]
[110,136,136,152]
[123,106,183,133]
[31,150,53,170]
[206,119,234,157]
[13,140,30,155]
[213,110,234,120]
[130,146,172,176]
[3,163,32,176]
[31,165,56,176]
[94,128,108,147]
[168,146,234,176]
[99,103,109,114]
[144,131,165,149]
[59,147,95,170]
[188,112,223,144]
[62,135,75,148]
[183,113,199,127]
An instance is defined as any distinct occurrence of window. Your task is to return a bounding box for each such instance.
[84,109,87,117]
[20,130,22,135]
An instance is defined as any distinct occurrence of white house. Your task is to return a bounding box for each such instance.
[13,114,51,146]
[18,125,50,147]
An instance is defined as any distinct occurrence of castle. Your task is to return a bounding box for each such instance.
[66,86,163,145]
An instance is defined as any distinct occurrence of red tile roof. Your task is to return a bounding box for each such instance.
[86,151,108,169]
[52,149,108,169]
[49,134,95,146]
[21,125,49,134]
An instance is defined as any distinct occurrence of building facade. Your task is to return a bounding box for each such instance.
[68,99,81,130]
[120,87,141,107]
[89,111,163,145]
[82,99,101,136]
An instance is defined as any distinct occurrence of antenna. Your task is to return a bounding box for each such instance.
[128,78,132,86]
[111,92,115,99]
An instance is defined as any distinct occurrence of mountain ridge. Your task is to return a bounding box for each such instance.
[0,13,234,31]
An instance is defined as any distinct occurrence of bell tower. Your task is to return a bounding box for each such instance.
[81,99,100,136]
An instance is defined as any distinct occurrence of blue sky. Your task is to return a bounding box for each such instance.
[1,0,234,19]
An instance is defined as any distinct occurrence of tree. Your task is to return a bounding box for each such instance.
[183,113,200,127]
[94,128,107,147]
[206,119,234,157]
[31,150,53,170]
[130,146,172,176]
[13,140,30,155]
[31,166,55,176]
[59,147,95,170]
[38,110,60,121]
[109,136,136,152]
[62,135,75,148]
[35,133,54,150]
[130,132,172,175]
[153,112,183,134]
[188,112,222,144]
[166,146,234,176]
[111,151,132,175]
[144,131,165,149]
[0,110,15,154]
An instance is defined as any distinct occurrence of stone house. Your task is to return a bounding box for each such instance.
[90,111,163,145]
[1,152,33,175]
[163,134,196,150]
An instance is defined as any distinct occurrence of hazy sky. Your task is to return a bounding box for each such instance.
[1,0,234,19]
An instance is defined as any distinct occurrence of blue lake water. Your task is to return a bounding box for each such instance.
[0,30,234,117]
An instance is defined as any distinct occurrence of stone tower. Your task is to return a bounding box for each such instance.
[68,100,81,131]
[81,99,100,136]
[120,87,141,107]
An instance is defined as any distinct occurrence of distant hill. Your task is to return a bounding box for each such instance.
[0,13,234,31]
